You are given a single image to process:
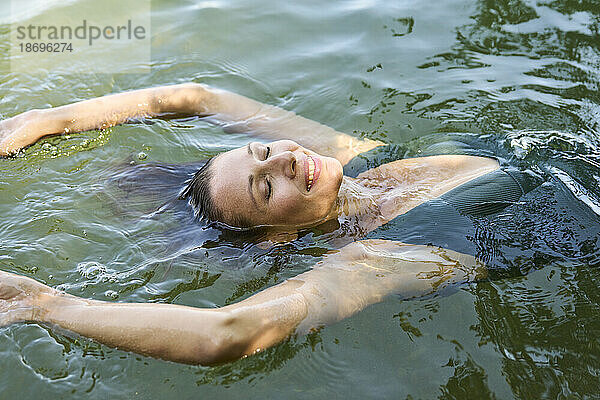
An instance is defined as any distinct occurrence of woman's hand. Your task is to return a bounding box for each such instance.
[0,109,55,156]
[0,270,54,325]
[0,106,89,157]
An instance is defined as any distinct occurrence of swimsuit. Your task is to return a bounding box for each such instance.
[344,145,544,278]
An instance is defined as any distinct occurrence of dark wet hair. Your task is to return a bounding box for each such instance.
[103,155,251,227]
[180,155,258,227]
[179,156,224,222]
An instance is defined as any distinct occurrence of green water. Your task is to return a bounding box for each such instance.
[1,0,600,398]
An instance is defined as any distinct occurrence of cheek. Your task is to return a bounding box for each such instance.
[270,194,317,224]
[275,193,333,224]
[273,193,308,217]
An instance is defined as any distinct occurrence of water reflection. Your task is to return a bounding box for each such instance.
[471,274,600,398]
[421,0,600,397]
[1,0,600,396]
[343,0,600,397]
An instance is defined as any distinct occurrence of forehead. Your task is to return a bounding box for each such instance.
[210,146,259,223]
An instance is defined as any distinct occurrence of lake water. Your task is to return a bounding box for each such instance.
[1,0,600,398]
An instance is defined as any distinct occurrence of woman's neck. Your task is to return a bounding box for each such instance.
[333,176,383,221]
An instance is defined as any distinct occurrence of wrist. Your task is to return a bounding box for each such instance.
[35,288,88,324]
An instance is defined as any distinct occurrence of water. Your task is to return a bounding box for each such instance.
[1,0,600,398]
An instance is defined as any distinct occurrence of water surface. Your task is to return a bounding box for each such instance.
[1,0,600,398]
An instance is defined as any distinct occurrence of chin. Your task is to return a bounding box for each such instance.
[318,157,342,189]
[330,157,344,190]
[322,160,343,214]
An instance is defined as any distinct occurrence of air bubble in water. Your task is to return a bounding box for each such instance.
[77,261,106,278]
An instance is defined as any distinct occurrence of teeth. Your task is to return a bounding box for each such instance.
[307,156,315,191]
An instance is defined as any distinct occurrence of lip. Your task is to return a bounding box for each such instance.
[304,154,321,192]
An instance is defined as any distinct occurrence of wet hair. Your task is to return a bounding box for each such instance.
[105,155,251,227]
[180,155,258,227]
[179,156,224,222]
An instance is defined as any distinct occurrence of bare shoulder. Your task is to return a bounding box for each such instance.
[353,155,500,227]
[359,154,498,176]
[357,155,499,186]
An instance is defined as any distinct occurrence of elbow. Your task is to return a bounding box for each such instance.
[192,313,291,366]
[211,313,271,364]
[160,335,245,366]
[181,292,307,365]
[151,83,214,117]
[178,313,261,366]
[199,339,255,366]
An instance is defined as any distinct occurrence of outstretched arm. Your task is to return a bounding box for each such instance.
[0,83,382,163]
[0,240,484,365]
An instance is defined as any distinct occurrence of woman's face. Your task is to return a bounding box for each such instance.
[209,140,343,227]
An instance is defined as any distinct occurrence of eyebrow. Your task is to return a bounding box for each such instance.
[248,174,258,207]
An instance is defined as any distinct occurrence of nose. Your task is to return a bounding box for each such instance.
[264,151,296,179]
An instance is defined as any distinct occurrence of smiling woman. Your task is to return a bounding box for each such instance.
[207,140,343,227]
[0,83,524,365]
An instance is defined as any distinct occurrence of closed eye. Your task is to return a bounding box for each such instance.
[265,178,272,200]
[264,146,271,160]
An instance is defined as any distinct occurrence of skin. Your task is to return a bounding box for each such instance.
[210,139,498,231]
[210,139,344,227]
[0,83,498,365]
[0,241,485,365]
[0,83,382,162]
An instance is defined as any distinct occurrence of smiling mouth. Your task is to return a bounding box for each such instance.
[305,155,321,192]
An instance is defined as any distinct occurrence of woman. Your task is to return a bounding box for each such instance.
[0,83,518,365]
